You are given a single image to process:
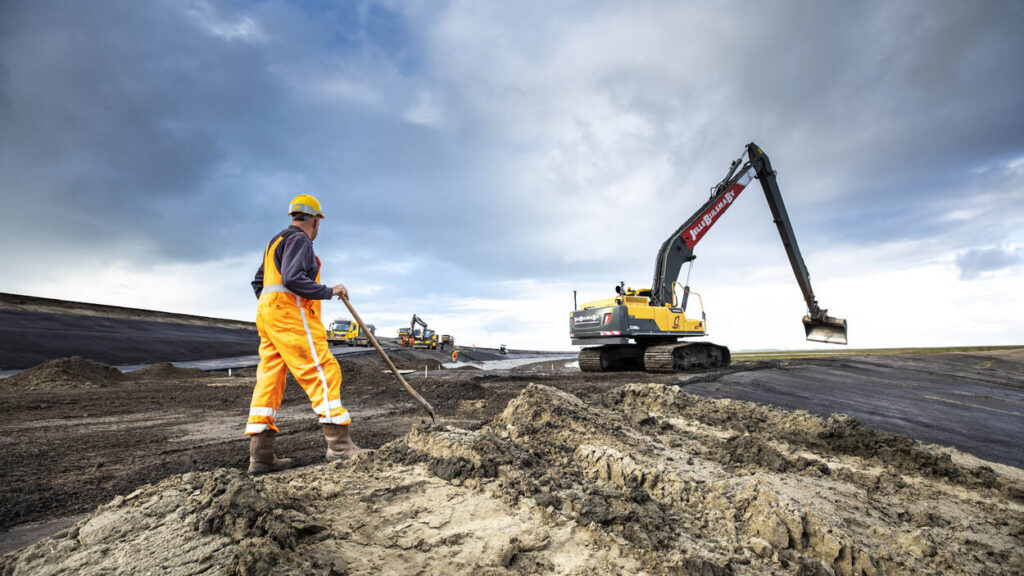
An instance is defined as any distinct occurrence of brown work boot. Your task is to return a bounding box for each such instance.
[247,430,293,474]
[323,424,372,461]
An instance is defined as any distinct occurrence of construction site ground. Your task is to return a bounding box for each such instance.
[1,344,1023,574]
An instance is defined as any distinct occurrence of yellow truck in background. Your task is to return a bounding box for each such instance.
[328,318,357,344]
[328,319,375,346]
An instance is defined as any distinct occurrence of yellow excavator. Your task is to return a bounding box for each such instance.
[401,314,439,349]
[570,143,847,373]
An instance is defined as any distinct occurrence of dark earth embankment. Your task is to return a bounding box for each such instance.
[0,293,258,370]
[0,309,260,370]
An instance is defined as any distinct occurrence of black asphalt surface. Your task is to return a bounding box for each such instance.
[0,309,259,370]
[685,353,1024,469]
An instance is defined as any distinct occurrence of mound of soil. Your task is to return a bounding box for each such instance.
[4,383,1021,575]
[1,357,123,390]
[124,362,210,381]
[605,385,1008,490]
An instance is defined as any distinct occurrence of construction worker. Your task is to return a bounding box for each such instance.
[246,194,370,474]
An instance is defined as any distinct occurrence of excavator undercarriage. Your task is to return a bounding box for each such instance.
[578,341,730,373]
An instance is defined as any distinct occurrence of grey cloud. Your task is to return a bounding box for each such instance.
[956,246,1021,280]
[2,0,1023,296]
[406,1,1024,281]
[0,0,485,266]
[1,1,282,256]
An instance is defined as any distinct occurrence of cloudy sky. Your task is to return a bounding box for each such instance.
[1,0,1022,351]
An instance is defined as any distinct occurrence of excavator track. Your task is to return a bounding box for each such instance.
[578,348,605,372]
[643,342,731,373]
[578,345,646,372]
[579,342,728,373]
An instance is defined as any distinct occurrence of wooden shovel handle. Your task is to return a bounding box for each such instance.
[340,297,436,424]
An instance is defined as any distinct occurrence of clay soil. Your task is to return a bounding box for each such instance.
[2,352,1024,574]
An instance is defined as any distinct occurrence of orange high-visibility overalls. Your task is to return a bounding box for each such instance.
[245,234,349,435]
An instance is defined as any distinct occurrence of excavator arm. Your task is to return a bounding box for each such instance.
[410,314,428,336]
[746,144,847,344]
[649,142,847,344]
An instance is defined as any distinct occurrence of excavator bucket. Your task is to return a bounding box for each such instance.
[803,314,848,345]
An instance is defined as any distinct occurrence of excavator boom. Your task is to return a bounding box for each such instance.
[650,142,846,345]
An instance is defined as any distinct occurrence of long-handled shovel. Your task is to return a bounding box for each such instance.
[340,296,436,424]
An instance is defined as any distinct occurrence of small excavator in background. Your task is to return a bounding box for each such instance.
[413,328,439,350]
[401,314,439,349]
[570,142,847,373]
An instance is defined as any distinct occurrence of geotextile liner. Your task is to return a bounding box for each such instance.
[3,383,1023,575]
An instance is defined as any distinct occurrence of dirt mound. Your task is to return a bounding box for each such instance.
[1,356,123,390]
[124,362,210,381]
[607,384,1012,492]
[4,383,1022,575]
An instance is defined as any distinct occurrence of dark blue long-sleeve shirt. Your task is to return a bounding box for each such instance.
[252,226,333,300]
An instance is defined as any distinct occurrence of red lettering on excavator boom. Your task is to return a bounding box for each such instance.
[682,181,748,250]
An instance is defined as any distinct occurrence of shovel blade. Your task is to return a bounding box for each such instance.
[803,315,848,345]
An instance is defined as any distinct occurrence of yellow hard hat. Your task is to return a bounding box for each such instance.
[288,194,324,218]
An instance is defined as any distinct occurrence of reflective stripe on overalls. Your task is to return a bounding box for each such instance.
[246,234,349,435]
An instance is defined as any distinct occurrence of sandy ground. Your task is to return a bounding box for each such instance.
[0,348,1023,574]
